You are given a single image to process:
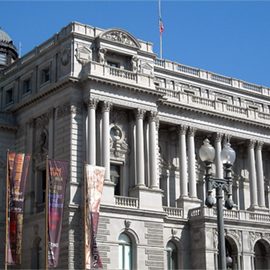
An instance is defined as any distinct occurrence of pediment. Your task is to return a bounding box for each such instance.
[100,29,141,49]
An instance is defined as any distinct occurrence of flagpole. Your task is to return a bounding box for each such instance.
[159,0,163,59]
[84,163,87,270]
[5,150,9,270]
[45,156,49,270]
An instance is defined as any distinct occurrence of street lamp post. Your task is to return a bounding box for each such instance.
[199,138,236,270]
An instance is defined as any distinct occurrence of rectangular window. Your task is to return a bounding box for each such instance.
[41,67,50,84]
[5,88,13,104]
[107,61,120,68]
[23,78,32,94]
[110,164,121,195]
[36,169,46,212]
[0,53,7,65]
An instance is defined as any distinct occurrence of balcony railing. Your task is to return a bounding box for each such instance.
[189,206,270,223]
[163,206,184,218]
[115,196,138,208]
[108,66,137,81]
[154,58,270,97]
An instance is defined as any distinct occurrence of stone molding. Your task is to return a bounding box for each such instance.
[100,29,141,48]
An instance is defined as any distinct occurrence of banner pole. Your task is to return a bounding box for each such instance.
[45,156,49,270]
[84,163,87,270]
[5,150,9,270]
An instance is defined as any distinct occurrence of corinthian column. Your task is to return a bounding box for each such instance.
[187,127,197,198]
[87,99,98,165]
[256,141,265,208]
[215,133,223,179]
[178,125,188,197]
[149,111,159,189]
[136,109,146,186]
[102,101,112,182]
[248,140,258,208]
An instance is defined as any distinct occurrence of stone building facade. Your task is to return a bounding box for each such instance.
[0,22,270,269]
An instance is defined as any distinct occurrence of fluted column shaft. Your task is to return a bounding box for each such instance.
[215,133,223,179]
[248,140,258,208]
[149,112,159,189]
[102,101,112,181]
[178,126,188,197]
[87,99,98,165]
[256,141,265,207]
[187,127,197,198]
[136,109,145,186]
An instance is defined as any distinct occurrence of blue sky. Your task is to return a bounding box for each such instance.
[1,0,270,87]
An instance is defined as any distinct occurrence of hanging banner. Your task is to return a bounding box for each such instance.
[85,165,105,269]
[48,159,68,268]
[7,152,31,265]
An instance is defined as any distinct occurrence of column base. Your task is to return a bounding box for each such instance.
[101,181,115,205]
[129,186,163,211]
[176,196,202,218]
[247,205,269,213]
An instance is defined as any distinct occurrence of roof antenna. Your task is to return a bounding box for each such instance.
[19,42,22,58]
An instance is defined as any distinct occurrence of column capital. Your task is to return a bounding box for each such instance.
[215,132,223,143]
[248,139,256,149]
[177,125,188,135]
[136,108,146,120]
[187,126,196,136]
[224,134,232,144]
[102,101,112,113]
[87,98,99,110]
[149,111,159,123]
[256,141,264,150]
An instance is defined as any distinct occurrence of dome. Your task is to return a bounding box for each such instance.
[0,28,12,43]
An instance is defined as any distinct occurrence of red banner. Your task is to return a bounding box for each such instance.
[85,165,105,269]
[48,159,68,268]
[7,152,31,265]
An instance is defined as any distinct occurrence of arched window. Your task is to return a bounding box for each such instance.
[166,241,178,270]
[254,240,270,269]
[119,233,132,270]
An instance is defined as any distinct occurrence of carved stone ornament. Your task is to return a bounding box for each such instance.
[75,46,92,64]
[124,220,131,230]
[100,29,140,48]
[171,228,177,237]
[139,60,154,75]
[61,47,70,66]
[110,125,129,159]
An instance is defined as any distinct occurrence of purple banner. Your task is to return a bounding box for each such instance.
[48,159,68,268]
[7,152,31,265]
[85,165,105,269]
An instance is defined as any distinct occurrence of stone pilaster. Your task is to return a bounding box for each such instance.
[178,125,188,197]
[87,98,98,165]
[102,101,112,182]
[215,133,223,179]
[187,127,197,198]
[248,140,258,209]
[256,141,266,208]
[149,111,159,189]
[136,109,146,187]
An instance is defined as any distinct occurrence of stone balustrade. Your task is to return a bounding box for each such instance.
[155,58,270,97]
[163,206,184,218]
[189,206,270,223]
[82,61,154,89]
[115,196,139,208]
[159,87,270,125]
